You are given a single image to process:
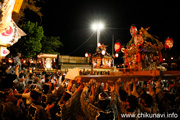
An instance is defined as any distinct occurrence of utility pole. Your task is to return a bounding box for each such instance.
[112,34,114,55]
[112,34,114,67]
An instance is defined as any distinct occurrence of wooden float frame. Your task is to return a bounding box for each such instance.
[75,71,180,82]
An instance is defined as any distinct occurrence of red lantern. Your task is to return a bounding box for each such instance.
[165,38,173,49]
[114,42,121,52]
[130,25,138,37]
[85,52,89,57]
[134,34,144,46]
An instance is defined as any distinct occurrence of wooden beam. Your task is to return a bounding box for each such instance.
[75,71,180,82]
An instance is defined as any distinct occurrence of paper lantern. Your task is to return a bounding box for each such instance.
[114,42,121,52]
[134,34,144,46]
[130,25,138,37]
[0,47,10,57]
[85,52,89,57]
[164,38,173,49]
[13,0,24,13]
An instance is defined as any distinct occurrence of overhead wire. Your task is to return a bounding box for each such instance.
[68,32,95,55]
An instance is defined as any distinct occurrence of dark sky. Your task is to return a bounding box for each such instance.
[39,0,179,58]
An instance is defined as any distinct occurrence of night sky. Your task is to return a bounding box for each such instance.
[37,0,179,60]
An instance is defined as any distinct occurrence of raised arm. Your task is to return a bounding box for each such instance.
[80,82,99,120]
[148,77,155,97]
[132,78,139,98]
[156,77,162,94]
[127,79,133,96]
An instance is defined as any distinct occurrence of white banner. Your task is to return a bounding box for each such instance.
[0,0,26,46]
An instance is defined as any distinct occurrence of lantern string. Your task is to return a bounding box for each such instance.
[68,32,94,55]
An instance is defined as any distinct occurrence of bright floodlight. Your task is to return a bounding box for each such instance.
[91,22,104,30]
[92,24,98,30]
[98,23,104,30]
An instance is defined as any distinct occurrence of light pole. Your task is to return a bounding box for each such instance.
[91,22,104,47]
[85,52,93,75]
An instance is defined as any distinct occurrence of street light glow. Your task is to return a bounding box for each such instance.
[98,23,104,30]
[92,23,98,30]
[91,22,104,31]
[91,21,105,47]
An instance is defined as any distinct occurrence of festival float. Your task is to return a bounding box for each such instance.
[75,25,180,82]
[37,53,58,71]
[124,25,164,71]
[92,43,113,68]
[84,43,114,74]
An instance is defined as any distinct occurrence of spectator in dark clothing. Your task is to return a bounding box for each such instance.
[0,88,23,120]
[28,90,49,120]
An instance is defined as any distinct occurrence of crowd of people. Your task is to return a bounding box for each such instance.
[0,60,180,120]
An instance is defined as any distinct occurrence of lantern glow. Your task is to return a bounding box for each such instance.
[165,38,173,49]
[114,42,121,52]
[101,50,105,55]
[8,59,13,63]
[115,53,119,58]
[97,43,101,47]
[85,52,89,57]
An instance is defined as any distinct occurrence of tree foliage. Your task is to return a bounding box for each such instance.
[10,21,63,58]
[13,0,45,24]
[22,0,42,16]
[11,21,44,58]
[41,36,63,54]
